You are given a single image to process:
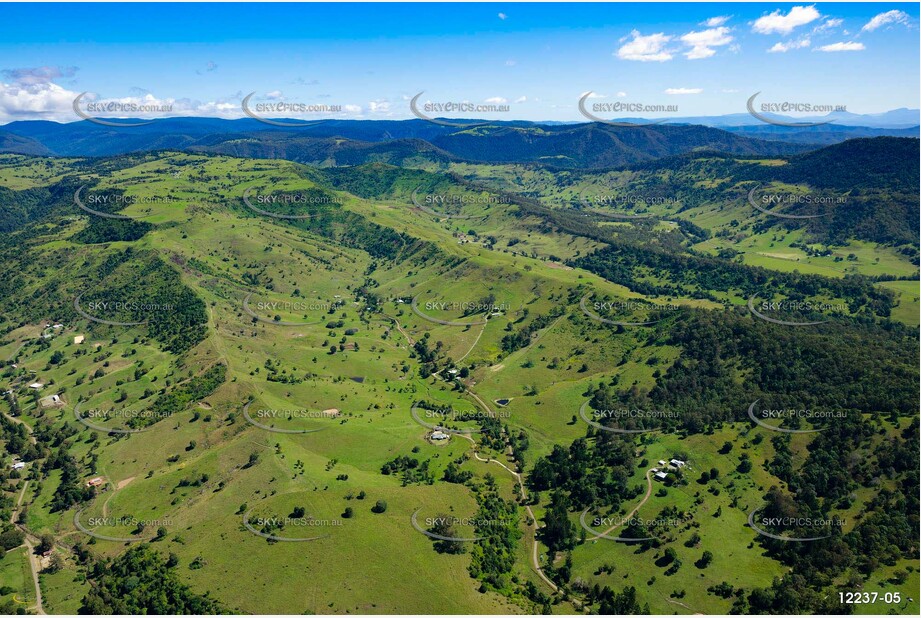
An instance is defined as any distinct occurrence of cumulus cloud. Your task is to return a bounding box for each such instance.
[862,10,910,32]
[681,26,734,59]
[0,81,79,122]
[514,96,527,104]
[768,38,811,52]
[817,41,865,52]
[498,12,507,20]
[665,88,703,95]
[753,5,821,34]
[368,99,391,113]
[0,66,82,122]
[484,96,507,104]
[616,30,673,61]
[702,16,731,27]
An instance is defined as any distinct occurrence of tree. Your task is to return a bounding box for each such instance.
[37,534,54,554]
[539,491,576,554]
[696,550,713,569]
[371,500,387,514]
[429,515,464,555]
[0,529,24,551]
[737,456,752,473]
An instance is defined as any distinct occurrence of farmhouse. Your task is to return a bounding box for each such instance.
[430,430,449,441]
[74,335,85,344]
[28,382,43,389]
[86,476,105,488]
[670,459,686,468]
[654,471,669,481]
[658,460,667,466]
[11,462,25,470]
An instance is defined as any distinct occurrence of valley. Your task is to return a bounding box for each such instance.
[0,130,918,615]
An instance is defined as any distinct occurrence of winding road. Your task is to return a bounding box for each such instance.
[590,468,655,540]
[458,434,558,593]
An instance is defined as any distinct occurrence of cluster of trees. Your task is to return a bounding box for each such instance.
[466,474,522,595]
[46,449,95,513]
[527,434,636,511]
[79,545,225,614]
[0,176,87,234]
[574,242,895,317]
[738,417,919,612]
[380,455,434,485]
[641,308,918,433]
[87,249,209,354]
[73,217,153,244]
[500,306,565,355]
[134,363,226,429]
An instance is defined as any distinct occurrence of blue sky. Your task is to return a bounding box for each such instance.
[0,2,918,123]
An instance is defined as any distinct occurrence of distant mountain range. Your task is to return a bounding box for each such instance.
[0,114,916,169]
[641,107,920,129]
[0,118,817,168]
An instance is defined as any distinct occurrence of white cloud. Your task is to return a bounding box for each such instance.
[817,41,865,52]
[665,88,703,95]
[862,10,910,32]
[498,12,507,20]
[580,91,607,99]
[721,88,739,93]
[514,96,527,104]
[617,30,673,61]
[505,59,517,66]
[2,66,77,86]
[703,16,731,27]
[616,91,627,98]
[484,96,507,104]
[0,80,80,122]
[368,99,390,113]
[0,68,367,122]
[681,26,734,59]
[813,17,843,33]
[768,38,811,52]
[752,6,821,34]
